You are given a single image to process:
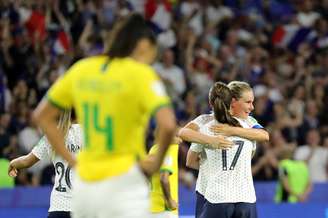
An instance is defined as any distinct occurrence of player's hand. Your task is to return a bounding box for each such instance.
[210,124,235,136]
[165,198,178,211]
[173,136,182,144]
[8,163,18,177]
[206,135,233,150]
[297,193,308,202]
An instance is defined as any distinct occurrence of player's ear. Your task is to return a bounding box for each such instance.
[208,99,213,107]
[230,98,239,110]
[231,98,237,104]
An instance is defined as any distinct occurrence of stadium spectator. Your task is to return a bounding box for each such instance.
[294,129,328,182]
[275,146,312,203]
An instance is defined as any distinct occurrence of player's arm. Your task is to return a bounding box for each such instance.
[298,180,312,202]
[138,68,176,176]
[8,153,40,177]
[140,107,176,177]
[210,124,269,142]
[178,122,207,144]
[280,170,294,194]
[178,122,233,149]
[186,149,200,170]
[186,143,204,170]
[279,167,299,199]
[33,101,76,167]
[160,171,178,211]
[297,166,312,202]
[33,64,78,167]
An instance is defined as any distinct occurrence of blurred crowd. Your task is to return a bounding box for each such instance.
[0,0,328,188]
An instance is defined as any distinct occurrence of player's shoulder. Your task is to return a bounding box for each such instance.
[39,135,49,145]
[245,116,263,129]
[66,124,82,142]
[121,58,154,73]
[247,116,258,124]
[120,59,159,87]
[73,55,107,68]
[192,113,214,126]
[37,135,50,146]
[70,123,82,132]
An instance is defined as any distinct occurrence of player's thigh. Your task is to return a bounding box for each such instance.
[233,202,257,218]
[48,211,71,218]
[150,212,178,218]
[151,211,179,218]
[168,212,178,218]
[200,200,234,218]
[72,164,150,218]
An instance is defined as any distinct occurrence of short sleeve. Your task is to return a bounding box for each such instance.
[138,66,171,116]
[247,116,263,129]
[31,136,49,160]
[160,154,173,174]
[191,114,213,127]
[190,143,204,153]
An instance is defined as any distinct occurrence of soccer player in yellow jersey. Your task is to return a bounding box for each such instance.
[149,129,179,218]
[32,13,176,218]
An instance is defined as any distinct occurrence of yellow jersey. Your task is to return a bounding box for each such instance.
[149,144,179,214]
[47,56,170,181]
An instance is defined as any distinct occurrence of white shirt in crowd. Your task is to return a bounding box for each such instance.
[153,62,186,100]
[294,145,328,182]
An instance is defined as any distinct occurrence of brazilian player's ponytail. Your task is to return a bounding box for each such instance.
[106,13,156,58]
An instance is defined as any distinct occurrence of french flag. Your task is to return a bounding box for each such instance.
[272,25,314,52]
[53,30,70,55]
[19,8,46,42]
[145,0,172,33]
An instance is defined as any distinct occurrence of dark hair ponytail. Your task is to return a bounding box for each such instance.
[106,13,156,58]
[209,82,241,127]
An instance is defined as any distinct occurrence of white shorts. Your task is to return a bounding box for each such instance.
[151,211,178,218]
[71,164,151,218]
